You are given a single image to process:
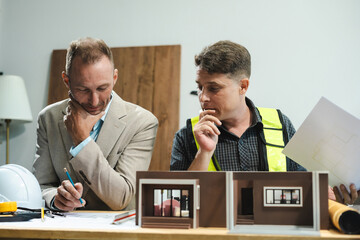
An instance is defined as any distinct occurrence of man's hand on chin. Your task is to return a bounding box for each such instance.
[64,96,105,146]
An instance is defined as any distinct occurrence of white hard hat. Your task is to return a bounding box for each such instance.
[0,164,43,209]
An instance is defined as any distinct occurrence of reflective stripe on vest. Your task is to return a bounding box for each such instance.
[257,107,287,172]
[190,107,287,172]
[190,116,220,171]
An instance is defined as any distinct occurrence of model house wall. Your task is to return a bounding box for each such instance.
[136,171,328,233]
[136,171,227,227]
[229,172,329,232]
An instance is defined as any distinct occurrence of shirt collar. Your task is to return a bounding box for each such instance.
[245,97,262,127]
[92,92,113,131]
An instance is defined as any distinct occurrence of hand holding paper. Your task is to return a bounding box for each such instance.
[282,97,360,203]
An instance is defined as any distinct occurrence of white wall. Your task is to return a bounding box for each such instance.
[0,0,5,149]
[0,0,359,169]
[0,0,3,69]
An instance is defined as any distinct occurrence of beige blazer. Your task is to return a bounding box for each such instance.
[32,92,158,210]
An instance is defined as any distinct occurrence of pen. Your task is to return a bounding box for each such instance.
[63,168,84,206]
[112,210,136,224]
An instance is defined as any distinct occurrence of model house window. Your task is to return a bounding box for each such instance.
[153,189,190,217]
[263,187,302,207]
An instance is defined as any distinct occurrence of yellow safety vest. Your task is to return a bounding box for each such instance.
[190,107,287,172]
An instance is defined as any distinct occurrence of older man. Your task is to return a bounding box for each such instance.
[33,37,158,211]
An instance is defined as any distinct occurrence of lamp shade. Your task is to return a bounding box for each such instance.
[0,75,32,122]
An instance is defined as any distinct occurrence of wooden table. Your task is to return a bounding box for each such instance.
[0,211,359,240]
[1,226,360,240]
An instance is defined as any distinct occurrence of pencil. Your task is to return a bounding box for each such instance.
[41,207,44,222]
[63,168,84,206]
[112,210,136,224]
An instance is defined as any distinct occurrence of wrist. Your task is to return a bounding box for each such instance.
[72,135,89,147]
[197,148,214,159]
[50,197,62,211]
[189,148,214,171]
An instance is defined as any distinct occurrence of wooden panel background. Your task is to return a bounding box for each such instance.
[48,45,181,171]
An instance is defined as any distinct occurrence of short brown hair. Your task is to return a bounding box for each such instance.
[65,37,114,76]
[195,40,251,80]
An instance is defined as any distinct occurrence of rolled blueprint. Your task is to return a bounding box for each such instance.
[328,200,360,234]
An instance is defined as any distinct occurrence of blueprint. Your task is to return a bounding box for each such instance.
[283,97,360,188]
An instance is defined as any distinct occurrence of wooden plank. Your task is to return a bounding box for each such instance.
[151,45,181,170]
[112,46,155,112]
[48,49,67,104]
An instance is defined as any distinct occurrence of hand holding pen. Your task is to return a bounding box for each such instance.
[64,168,85,206]
[53,168,86,211]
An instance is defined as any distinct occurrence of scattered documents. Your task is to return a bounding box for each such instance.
[283,97,360,188]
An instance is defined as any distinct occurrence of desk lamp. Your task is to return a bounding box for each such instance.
[0,75,32,164]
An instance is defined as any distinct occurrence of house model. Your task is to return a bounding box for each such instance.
[136,171,329,235]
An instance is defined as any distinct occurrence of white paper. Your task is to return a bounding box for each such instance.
[0,211,139,230]
[283,97,360,187]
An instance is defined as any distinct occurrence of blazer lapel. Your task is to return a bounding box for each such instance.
[96,93,127,166]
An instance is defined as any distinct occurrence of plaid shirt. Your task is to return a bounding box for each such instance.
[170,98,305,171]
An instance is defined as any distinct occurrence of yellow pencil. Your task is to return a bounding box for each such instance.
[41,207,44,222]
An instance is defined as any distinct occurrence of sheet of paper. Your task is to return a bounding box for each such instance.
[0,211,139,230]
[283,97,360,187]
